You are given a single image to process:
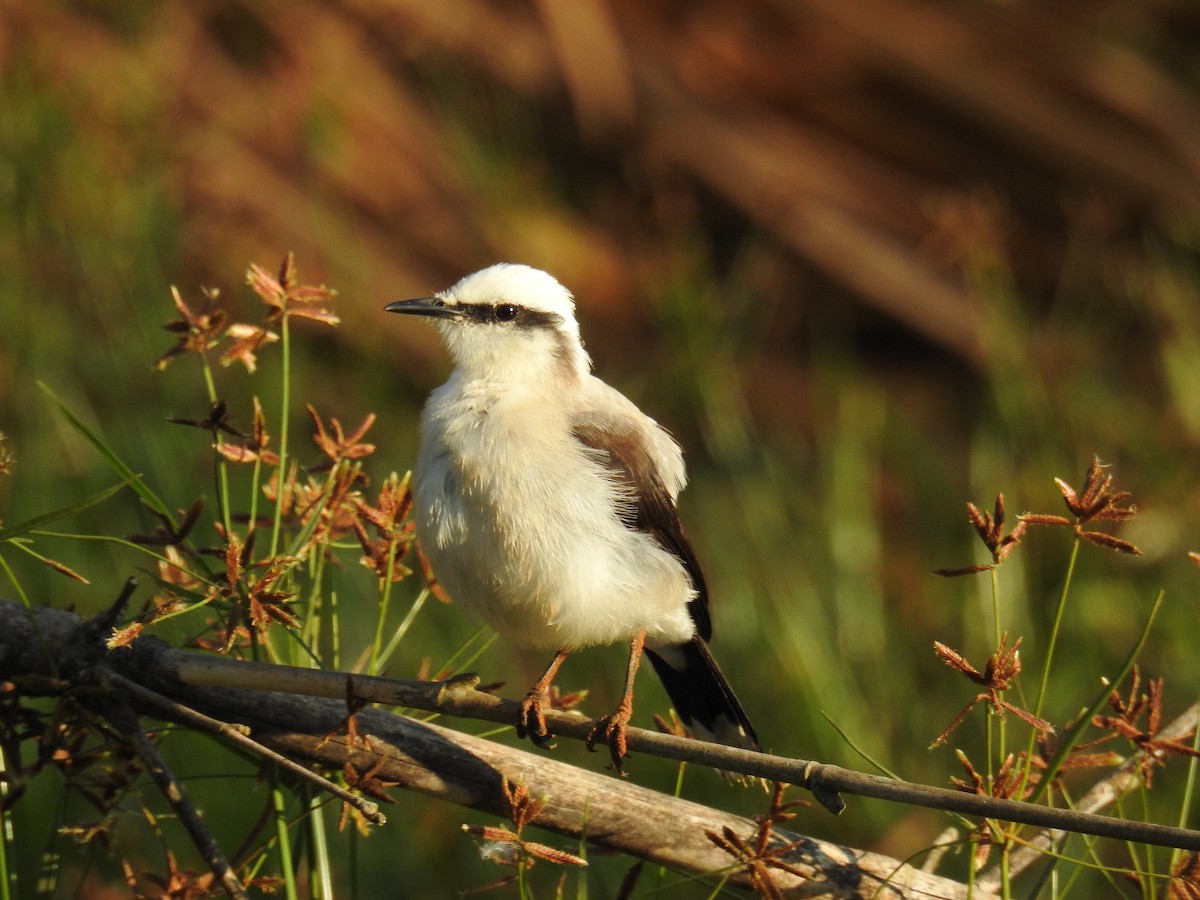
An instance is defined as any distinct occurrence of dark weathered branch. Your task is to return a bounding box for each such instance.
[1,599,976,897]
[96,696,248,899]
[4,598,1200,897]
[144,642,1200,852]
[131,659,980,898]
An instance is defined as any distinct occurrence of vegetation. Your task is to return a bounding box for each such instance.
[2,2,1200,897]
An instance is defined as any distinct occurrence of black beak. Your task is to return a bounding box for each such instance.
[383,297,462,319]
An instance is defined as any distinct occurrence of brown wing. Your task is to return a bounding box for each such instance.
[572,419,712,642]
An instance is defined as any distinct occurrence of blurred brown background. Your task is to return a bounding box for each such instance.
[3,0,1200,895]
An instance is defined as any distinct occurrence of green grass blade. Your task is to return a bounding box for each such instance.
[1032,590,1165,803]
[0,477,134,541]
[37,381,173,519]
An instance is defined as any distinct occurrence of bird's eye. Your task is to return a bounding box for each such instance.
[494,304,519,322]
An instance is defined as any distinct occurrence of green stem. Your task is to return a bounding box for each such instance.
[1031,591,1164,804]
[369,539,399,675]
[249,455,262,532]
[988,566,1007,773]
[1006,534,1081,856]
[199,355,233,539]
[270,768,299,900]
[269,317,292,559]
[1171,699,1200,875]
[374,587,429,675]
[1033,536,1081,720]
[0,747,11,900]
[308,793,333,899]
[989,566,1002,647]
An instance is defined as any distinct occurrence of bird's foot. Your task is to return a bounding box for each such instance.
[517,689,556,749]
[586,699,633,775]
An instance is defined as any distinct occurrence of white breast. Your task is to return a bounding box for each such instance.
[413,376,696,650]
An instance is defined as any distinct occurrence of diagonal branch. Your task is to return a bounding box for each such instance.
[95,666,386,826]
[95,697,248,900]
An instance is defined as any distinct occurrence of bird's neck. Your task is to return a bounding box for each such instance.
[445,333,590,388]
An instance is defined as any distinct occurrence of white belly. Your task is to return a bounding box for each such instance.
[414,392,695,651]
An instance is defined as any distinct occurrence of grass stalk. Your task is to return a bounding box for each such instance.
[197,355,233,539]
[368,538,400,675]
[307,794,334,899]
[0,748,11,900]
[269,318,292,560]
[1170,701,1200,874]
[270,769,299,900]
[1032,537,1082,722]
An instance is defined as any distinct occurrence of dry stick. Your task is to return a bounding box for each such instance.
[0,601,968,896]
[151,671,983,899]
[96,666,386,826]
[97,698,249,900]
[154,649,1200,852]
[980,701,1200,890]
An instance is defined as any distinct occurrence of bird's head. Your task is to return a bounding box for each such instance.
[385,264,591,383]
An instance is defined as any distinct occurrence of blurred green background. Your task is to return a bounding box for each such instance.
[3,0,1200,896]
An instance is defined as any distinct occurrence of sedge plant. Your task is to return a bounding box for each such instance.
[927,457,1200,898]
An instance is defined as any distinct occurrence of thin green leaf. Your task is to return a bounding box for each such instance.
[1033,590,1165,802]
[37,381,173,519]
[0,477,134,541]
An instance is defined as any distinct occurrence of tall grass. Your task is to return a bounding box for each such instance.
[1,5,1200,893]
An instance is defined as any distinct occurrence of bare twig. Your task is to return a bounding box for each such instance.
[97,698,248,900]
[96,666,386,826]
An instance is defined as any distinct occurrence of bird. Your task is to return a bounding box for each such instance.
[384,263,759,772]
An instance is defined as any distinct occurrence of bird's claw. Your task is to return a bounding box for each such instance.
[517,690,556,749]
[586,702,633,775]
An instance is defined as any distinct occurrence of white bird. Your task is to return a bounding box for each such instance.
[385,263,759,770]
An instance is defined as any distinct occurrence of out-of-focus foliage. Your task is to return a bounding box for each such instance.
[2,0,1200,895]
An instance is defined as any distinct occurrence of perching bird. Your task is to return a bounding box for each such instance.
[385,263,759,770]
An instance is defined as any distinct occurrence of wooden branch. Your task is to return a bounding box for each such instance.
[96,695,248,899]
[4,598,1199,897]
[1,599,973,897]
[143,642,1200,852]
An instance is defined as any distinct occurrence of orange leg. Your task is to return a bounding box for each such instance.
[517,648,570,748]
[586,629,646,775]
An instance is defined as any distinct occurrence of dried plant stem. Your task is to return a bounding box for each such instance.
[97,699,248,899]
[96,667,386,825]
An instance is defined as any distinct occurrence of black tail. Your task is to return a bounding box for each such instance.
[646,636,760,751]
